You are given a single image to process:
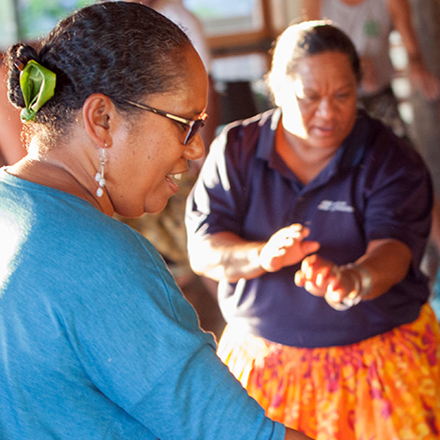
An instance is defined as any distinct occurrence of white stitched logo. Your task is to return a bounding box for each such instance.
[317,200,354,213]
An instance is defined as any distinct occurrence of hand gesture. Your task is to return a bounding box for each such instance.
[294,254,359,310]
[409,63,440,101]
[259,224,320,273]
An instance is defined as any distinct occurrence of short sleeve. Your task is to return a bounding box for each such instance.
[362,132,433,265]
[65,229,284,439]
[186,125,250,241]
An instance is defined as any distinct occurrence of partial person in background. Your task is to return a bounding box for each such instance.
[186,21,440,439]
[302,0,440,137]
[120,0,223,337]
[0,57,26,166]
[0,3,311,439]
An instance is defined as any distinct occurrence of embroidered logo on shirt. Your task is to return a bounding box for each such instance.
[318,200,354,213]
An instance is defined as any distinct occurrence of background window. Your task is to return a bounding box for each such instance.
[0,0,93,51]
[184,0,263,36]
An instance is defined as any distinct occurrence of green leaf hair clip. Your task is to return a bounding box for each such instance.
[17,60,56,122]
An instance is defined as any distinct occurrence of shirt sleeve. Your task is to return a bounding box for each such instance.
[362,130,433,266]
[186,124,251,241]
[130,343,285,439]
[67,229,284,440]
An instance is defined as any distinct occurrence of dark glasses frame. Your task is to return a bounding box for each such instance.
[125,99,208,145]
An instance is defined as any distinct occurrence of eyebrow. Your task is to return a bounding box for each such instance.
[302,83,356,94]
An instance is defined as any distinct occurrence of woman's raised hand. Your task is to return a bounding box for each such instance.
[294,254,356,305]
[259,224,320,273]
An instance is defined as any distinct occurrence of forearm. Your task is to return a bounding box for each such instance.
[188,231,266,283]
[295,238,412,307]
[352,238,412,300]
[189,224,320,283]
[284,427,314,440]
[387,0,422,64]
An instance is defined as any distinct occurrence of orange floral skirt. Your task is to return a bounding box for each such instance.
[218,304,440,440]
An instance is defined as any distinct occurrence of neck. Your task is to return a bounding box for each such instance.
[7,150,114,217]
[276,124,337,184]
[282,127,338,163]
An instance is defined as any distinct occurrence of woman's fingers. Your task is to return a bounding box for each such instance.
[295,255,340,296]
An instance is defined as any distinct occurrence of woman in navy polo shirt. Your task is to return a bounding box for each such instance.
[186,21,440,439]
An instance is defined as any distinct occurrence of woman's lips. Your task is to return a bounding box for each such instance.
[165,173,183,193]
[165,175,178,193]
[313,125,335,136]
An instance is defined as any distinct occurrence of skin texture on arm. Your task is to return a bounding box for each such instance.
[189,225,320,283]
[294,238,412,303]
[285,427,315,440]
[386,0,440,100]
[302,0,440,100]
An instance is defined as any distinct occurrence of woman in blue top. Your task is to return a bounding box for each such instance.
[186,21,440,439]
[0,3,312,440]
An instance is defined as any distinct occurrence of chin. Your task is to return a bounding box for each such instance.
[115,202,165,219]
[310,134,345,149]
[143,199,170,215]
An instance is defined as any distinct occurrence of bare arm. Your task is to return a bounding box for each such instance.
[188,225,320,283]
[295,238,412,305]
[387,0,421,62]
[354,238,412,298]
[301,0,321,20]
[387,0,440,100]
[284,427,314,440]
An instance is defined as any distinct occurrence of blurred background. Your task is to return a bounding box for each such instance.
[2,0,439,130]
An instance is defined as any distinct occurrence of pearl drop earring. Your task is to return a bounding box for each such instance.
[95,144,107,198]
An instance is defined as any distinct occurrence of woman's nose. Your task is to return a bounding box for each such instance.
[316,98,336,118]
[184,134,205,161]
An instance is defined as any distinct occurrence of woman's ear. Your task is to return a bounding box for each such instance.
[82,94,117,147]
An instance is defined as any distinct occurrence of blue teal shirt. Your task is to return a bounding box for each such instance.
[186,109,433,347]
[0,169,285,440]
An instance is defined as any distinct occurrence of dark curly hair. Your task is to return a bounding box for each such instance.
[5,1,191,144]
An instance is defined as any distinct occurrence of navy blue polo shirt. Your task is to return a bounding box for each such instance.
[186,109,433,347]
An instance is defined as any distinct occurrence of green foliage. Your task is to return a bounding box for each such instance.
[18,0,94,41]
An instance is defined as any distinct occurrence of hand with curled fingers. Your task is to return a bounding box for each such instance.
[259,224,320,273]
[409,63,440,102]
[294,254,367,310]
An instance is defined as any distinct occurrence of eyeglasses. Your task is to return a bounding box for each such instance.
[125,99,208,145]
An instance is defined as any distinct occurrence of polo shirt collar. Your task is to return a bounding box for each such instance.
[255,107,281,162]
[256,108,377,188]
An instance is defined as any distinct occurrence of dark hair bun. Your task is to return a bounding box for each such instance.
[4,2,191,130]
[6,43,40,109]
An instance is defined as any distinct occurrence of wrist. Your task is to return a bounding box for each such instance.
[325,263,372,311]
[341,263,372,303]
[257,243,274,273]
[408,54,425,72]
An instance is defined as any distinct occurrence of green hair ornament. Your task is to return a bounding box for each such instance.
[18,60,56,122]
